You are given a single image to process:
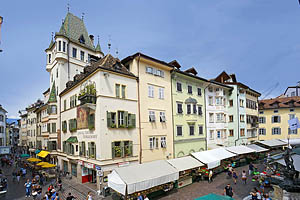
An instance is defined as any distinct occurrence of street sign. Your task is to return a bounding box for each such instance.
[96,170,103,177]
[95,165,101,171]
[288,117,300,130]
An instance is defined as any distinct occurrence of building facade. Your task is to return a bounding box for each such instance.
[0,105,7,146]
[258,96,300,140]
[171,65,208,157]
[19,112,28,147]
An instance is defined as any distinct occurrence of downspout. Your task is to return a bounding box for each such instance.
[234,92,240,146]
[203,83,212,150]
[170,72,175,158]
[137,54,142,164]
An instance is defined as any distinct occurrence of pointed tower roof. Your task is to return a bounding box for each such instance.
[48,82,57,103]
[95,42,102,52]
[56,12,96,51]
[45,37,55,51]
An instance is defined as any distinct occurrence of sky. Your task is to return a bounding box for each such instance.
[1,0,300,118]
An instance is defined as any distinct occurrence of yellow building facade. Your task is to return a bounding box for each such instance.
[258,97,300,140]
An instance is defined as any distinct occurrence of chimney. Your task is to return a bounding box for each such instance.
[89,35,94,45]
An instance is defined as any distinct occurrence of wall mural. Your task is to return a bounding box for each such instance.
[77,106,95,130]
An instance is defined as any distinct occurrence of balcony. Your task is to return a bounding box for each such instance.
[78,82,97,106]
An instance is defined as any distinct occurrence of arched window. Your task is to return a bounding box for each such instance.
[177,151,185,158]
[189,149,195,154]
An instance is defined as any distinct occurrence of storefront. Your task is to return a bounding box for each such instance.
[63,160,68,173]
[80,161,97,184]
[71,163,77,177]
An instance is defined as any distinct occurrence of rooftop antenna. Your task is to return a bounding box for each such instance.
[116,48,119,57]
[67,3,70,13]
[82,12,85,21]
[108,35,111,53]
[51,32,54,41]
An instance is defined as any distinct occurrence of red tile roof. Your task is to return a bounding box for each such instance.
[258,96,300,110]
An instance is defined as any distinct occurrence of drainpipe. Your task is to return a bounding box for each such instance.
[203,83,212,150]
[171,72,175,158]
[234,92,240,146]
[137,54,142,164]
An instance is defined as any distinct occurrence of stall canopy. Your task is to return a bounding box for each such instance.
[192,148,236,169]
[108,160,179,195]
[256,139,287,148]
[280,139,300,147]
[37,150,50,158]
[275,154,300,172]
[166,156,204,172]
[195,193,234,200]
[246,144,268,153]
[225,145,256,155]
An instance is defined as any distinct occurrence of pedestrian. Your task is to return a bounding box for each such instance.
[208,170,213,183]
[254,187,262,200]
[249,162,254,176]
[137,192,143,200]
[144,194,149,200]
[51,189,57,200]
[232,169,238,184]
[22,167,27,178]
[250,189,258,200]
[66,192,76,200]
[17,171,21,183]
[86,191,93,200]
[12,170,17,182]
[224,183,233,198]
[54,192,60,200]
[242,170,247,184]
[24,179,32,198]
[263,193,271,200]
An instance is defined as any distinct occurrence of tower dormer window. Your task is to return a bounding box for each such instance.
[79,35,85,44]
[72,48,77,58]
[48,54,51,63]
[58,41,61,51]
[63,41,66,52]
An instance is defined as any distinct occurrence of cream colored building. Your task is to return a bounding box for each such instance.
[245,91,260,142]
[58,54,139,189]
[122,53,174,163]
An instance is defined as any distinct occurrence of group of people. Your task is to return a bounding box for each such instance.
[137,192,149,200]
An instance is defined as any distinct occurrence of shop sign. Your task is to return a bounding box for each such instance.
[118,161,129,167]
[78,160,83,166]
[84,162,95,169]
[95,165,101,171]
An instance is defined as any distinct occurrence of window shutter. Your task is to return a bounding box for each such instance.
[124,111,128,127]
[112,142,115,159]
[129,141,133,156]
[79,143,82,156]
[131,114,136,128]
[271,116,274,123]
[279,128,281,135]
[88,142,91,157]
[107,112,111,127]
[121,141,125,158]
[278,116,281,123]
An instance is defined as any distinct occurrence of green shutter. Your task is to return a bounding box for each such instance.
[124,111,128,127]
[107,112,111,127]
[64,100,66,111]
[121,141,125,158]
[129,141,133,156]
[131,114,136,128]
[88,142,91,157]
[112,142,115,159]
[79,142,82,156]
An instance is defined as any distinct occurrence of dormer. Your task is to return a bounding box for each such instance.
[270,100,280,108]
[169,60,181,69]
[184,67,198,76]
[284,99,296,107]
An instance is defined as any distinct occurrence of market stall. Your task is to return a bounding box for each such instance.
[247,144,269,161]
[256,139,287,155]
[166,156,204,188]
[108,160,179,199]
[280,139,300,148]
[225,145,256,166]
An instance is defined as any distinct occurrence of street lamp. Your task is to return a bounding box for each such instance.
[0,16,3,52]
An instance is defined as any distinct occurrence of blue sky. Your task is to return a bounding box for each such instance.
[1,0,300,118]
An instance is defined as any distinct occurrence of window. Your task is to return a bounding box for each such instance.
[274,110,278,113]
[58,41,61,51]
[149,111,155,122]
[51,123,56,133]
[272,116,281,123]
[240,128,245,136]
[259,128,266,135]
[121,85,126,98]
[124,141,133,157]
[198,125,203,135]
[291,91,296,96]
[114,84,120,98]
[63,41,66,52]
[197,88,202,96]
[209,113,214,123]
[229,129,234,137]
[187,104,191,114]
[159,88,164,99]
[229,100,233,107]
[229,115,233,122]
[193,104,197,114]
[240,115,245,122]
[72,48,77,58]
[216,113,223,122]
[289,114,295,120]
[189,125,195,136]
[246,99,257,110]
[209,130,214,140]
[148,85,154,98]
[259,117,265,123]
[208,87,213,92]
[70,95,77,108]
[161,137,166,148]
[177,103,183,114]
[0,115,3,122]
[160,112,166,122]
[217,130,221,138]
[259,111,264,114]
[69,119,77,132]
[290,108,295,112]
[48,54,51,63]
[88,142,96,158]
[177,126,183,136]
[80,51,84,61]
[64,99,66,111]
[198,106,202,115]
[149,137,155,149]
[62,121,67,132]
[0,126,3,133]
[288,128,297,135]
[188,85,192,94]
[118,111,125,127]
[239,99,244,107]
[215,97,222,105]
[272,127,281,135]
[208,96,213,105]
[156,69,164,77]
[146,66,153,74]
[177,82,182,92]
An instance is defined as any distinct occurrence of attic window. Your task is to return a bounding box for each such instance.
[79,35,85,44]
[114,63,122,70]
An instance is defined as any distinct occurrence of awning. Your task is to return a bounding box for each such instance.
[275,154,300,172]
[247,144,268,153]
[225,145,256,155]
[256,139,287,148]
[27,158,41,162]
[36,162,50,166]
[166,156,204,172]
[35,149,41,154]
[66,136,78,143]
[192,148,236,169]
[108,160,179,195]
[280,139,300,146]
[42,163,56,168]
[20,154,30,158]
[37,150,50,158]
[195,193,234,200]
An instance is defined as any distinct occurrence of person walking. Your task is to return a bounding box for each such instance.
[17,171,21,183]
[224,183,233,198]
[208,170,213,183]
[86,191,93,200]
[66,192,76,200]
[137,193,143,200]
[144,194,149,200]
[242,170,247,184]
[24,179,32,198]
[232,169,238,184]
[249,162,254,176]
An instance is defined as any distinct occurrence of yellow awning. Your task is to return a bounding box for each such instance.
[27,158,41,162]
[42,163,56,168]
[36,162,50,166]
[37,150,50,158]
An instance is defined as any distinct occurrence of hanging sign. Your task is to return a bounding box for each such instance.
[288,117,300,130]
